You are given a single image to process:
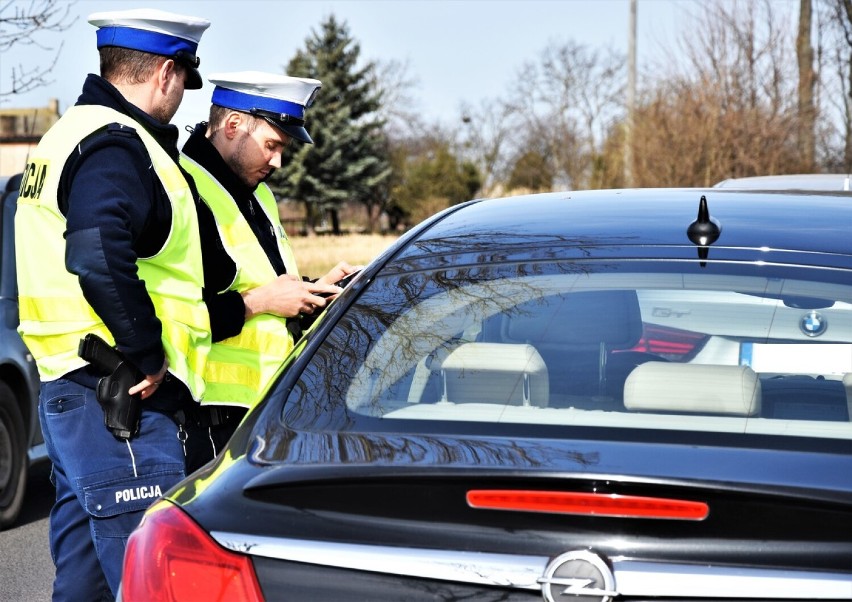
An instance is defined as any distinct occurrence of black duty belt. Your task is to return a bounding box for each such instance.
[174,405,247,428]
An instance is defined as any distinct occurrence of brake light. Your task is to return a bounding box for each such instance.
[466,490,709,520]
[122,499,264,602]
[627,323,709,361]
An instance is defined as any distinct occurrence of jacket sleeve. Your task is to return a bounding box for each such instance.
[62,126,167,375]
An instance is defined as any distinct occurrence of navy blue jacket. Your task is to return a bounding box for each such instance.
[182,123,316,340]
[182,123,288,276]
[59,75,242,377]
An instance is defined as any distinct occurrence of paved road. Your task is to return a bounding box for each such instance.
[0,462,54,602]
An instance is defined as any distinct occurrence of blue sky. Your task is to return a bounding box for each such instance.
[1,1,791,136]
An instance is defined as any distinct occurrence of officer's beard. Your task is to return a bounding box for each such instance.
[231,133,275,190]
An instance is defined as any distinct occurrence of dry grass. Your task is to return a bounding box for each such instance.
[288,233,400,277]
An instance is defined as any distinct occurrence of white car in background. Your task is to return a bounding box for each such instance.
[714,173,851,191]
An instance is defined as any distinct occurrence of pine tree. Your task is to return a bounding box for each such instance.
[269,15,392,233]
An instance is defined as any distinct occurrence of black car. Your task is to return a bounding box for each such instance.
[121,188,852,601]
[0,173,46,529]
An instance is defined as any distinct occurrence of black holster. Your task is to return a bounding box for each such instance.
[96,361,144,440]
[78,334,144,440]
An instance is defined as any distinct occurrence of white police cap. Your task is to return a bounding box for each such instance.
[88,8,211,89]
[208,71,322,144]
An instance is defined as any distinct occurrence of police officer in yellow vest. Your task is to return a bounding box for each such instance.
[180,71,359,470]
[15,9,211,600]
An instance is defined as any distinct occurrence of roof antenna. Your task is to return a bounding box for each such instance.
[687,195,721,267]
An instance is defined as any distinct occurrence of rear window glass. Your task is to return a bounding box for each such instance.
[282,260,852,442]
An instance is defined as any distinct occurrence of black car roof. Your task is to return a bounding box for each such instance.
[400,188,852,261]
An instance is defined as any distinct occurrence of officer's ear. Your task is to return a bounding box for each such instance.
[157,58,180,93]
[223,111,245,140]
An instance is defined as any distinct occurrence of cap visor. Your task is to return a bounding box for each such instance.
[270,122,313,144]
[184,67,203,90]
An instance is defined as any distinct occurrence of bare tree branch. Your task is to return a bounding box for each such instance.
[458,98,515,194]
[371,58,424,139]
[0,0,77,96]
[821,0,852,167]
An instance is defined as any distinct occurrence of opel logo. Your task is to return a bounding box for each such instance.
[539,550,617,602]
[800,311,828,337]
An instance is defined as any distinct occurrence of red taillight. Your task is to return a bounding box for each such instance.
[627,323,709,361]
[122,499,264,602]
[466,490,709,521]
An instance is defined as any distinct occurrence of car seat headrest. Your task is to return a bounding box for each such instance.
[624,363,761,416]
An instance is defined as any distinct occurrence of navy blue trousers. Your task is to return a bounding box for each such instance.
[39,377,186,601]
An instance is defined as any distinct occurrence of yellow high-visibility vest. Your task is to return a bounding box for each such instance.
[181,153,299,408]
[16,105,211,400]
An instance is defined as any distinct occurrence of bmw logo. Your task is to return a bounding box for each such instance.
[539,550,617,602]
[800,311,828,337]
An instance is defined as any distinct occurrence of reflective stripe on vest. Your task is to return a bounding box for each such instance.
[16,105,210,399]
[180,154,298,408]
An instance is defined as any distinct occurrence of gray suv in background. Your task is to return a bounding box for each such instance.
[0,173,46,529]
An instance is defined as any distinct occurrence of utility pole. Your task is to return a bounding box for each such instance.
[625,0,637,187]
[796,0,815,172]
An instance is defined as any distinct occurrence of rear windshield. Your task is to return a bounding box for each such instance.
[282,259,852,444]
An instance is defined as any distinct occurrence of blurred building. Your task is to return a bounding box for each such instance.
[0,99,60,176]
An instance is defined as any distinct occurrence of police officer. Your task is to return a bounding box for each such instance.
[179,71,359,470]
[15,9,211,600]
